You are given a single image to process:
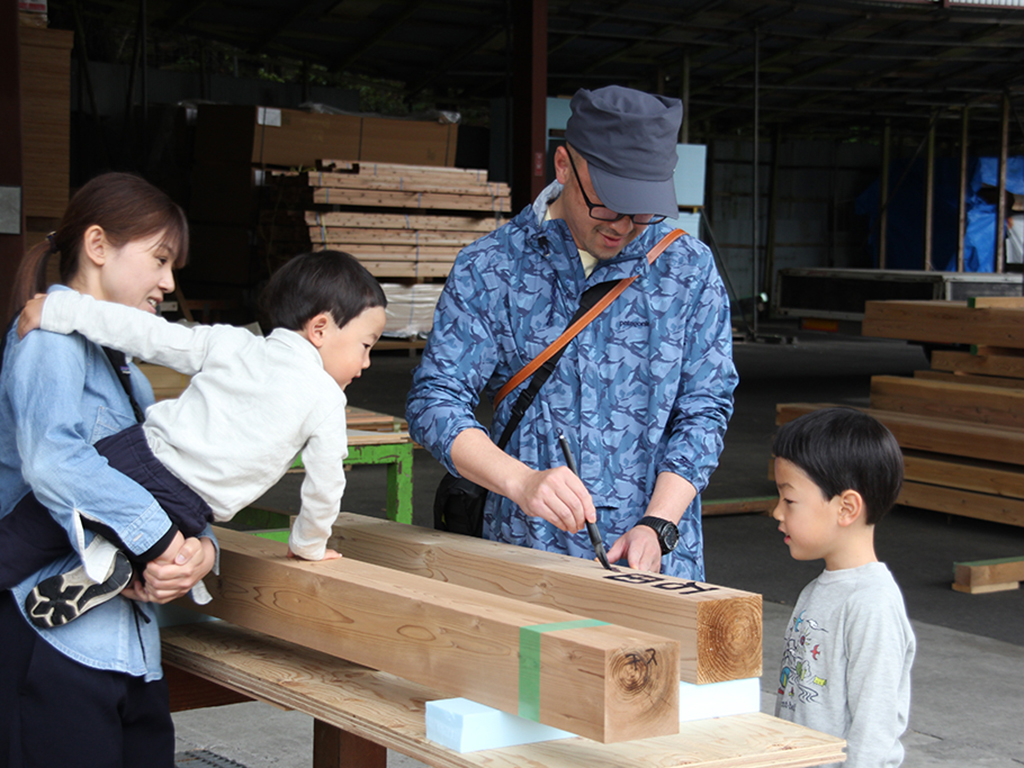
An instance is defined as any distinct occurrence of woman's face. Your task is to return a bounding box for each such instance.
[96,230,177,314]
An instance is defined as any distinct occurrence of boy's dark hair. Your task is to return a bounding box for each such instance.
[260,250,387,332]
[772,407,903,525]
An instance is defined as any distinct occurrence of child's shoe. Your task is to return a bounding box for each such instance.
[24,550,133,628]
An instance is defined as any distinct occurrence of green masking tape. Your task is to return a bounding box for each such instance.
[518,619,609,721]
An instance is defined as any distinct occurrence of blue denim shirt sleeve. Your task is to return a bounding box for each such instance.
[8,326,173,558]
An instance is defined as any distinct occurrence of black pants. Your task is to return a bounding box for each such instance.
[0,423,211,590]
[0,591,176,768]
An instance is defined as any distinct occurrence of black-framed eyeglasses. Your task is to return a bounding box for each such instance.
[566,151,667,226]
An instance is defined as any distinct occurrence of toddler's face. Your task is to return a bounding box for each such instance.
[772,457,843,563]
[317,306,387,389]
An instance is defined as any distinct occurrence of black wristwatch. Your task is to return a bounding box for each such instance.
[633,516,679,555]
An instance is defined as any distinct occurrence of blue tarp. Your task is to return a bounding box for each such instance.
[856,156,1024,272]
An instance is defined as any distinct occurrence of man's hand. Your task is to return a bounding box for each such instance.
[16,293,48,339]
[122,532,216,604]
[509,465,595,533]
[606,524,663,573]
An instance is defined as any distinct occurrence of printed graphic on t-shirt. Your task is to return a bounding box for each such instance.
[778,609,828,712]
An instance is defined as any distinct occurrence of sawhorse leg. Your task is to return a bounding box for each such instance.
[313,720,387,768]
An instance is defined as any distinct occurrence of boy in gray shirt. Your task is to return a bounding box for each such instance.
[771,408,916,768]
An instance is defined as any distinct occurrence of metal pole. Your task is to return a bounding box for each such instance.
[879,119,891,269]
[996,93,1009,273]
[751,27,759,337]
[681,52,690,144]
[957,107,969,272]
[924,111,936,271]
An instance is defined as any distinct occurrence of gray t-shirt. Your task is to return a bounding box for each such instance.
[775,562,916,768]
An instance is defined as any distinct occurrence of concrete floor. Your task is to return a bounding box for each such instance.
[173,329,1024,767]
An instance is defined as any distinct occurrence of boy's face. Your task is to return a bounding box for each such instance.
[772,457,844,563]
[316,306,387,389]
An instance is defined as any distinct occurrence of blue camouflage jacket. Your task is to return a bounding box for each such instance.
[407,181,737,579]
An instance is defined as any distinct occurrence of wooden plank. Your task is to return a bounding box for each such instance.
[307,226,482,247]
[869,374,1024,429]
[902,450,1024,500]
[185,528,681,743]
[305,211,500,232]
[861,300,1024,348]
[163,622,846,768]
[702,497,778,516]
[318,159,496,186]
[296,171,510,199]
[326,514,762,685]
[914,369,1024,390]
[968,296,1024,309]
[312,188,512,213]
[953,556,1024,594]
[897,480,1024,527]
[930,349,1024,379]
[776,403,1024,467]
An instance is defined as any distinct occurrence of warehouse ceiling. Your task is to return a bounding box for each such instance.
[54,0,1024,143]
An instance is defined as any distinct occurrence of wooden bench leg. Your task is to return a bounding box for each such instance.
[313,720,387,768]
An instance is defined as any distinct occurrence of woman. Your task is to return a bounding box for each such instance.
[0,172,217,767]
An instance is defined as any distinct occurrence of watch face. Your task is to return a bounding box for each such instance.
[661,522,679,552]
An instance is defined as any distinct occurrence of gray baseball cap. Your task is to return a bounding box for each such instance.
[565,85,682,218]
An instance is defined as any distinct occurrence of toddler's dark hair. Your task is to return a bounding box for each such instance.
[260,250,386,332]
[772,407,903,525]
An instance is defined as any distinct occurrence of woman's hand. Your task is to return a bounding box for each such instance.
[122,532,216,604]
[17,293,48,339]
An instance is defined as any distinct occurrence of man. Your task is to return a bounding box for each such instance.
[406,85,737,579]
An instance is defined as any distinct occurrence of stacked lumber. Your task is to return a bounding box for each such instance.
[191,528,681,743]
[778,298,1024,528]
[259,160,509,281]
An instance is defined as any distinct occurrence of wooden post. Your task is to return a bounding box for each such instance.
[327,513,762,685]
[0,2,24,317]
[996,94,1010,273]
[511,0,547,213]
[924,112,936,271]
[957,107,969,272]
[313,721,387,768]
[879,119,891,269]
[188,528,680,743]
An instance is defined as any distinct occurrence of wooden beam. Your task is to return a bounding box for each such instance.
[776,403,1024,467]
[898,481,1024,527]
[869,374,1024,429]
[186,528,680,743]
[903,450,1024,501]
[326,514,762,685]
[969,296,1024,309]
[862,300,1024,348]
[929,349,1024,380]
[914,369,1024,391]
[953,557,1024,594]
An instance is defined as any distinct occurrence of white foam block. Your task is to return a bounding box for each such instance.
[425,698,574,752]
[425,677,762,752]
[678,677,761,722]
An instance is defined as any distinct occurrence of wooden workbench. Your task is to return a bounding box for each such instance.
[164,622,845,768]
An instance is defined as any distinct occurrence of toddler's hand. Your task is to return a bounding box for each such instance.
[17,293,48,339]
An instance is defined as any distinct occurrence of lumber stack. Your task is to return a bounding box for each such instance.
[189,528,681,743]
[259,160,509,281]
[778,298,1024,528]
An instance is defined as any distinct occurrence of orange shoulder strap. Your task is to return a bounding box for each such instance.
[493,227,685,407]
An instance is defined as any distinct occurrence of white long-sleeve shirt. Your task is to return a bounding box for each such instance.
[41,290,348,560]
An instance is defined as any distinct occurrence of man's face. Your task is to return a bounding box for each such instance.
[551,147,648,261]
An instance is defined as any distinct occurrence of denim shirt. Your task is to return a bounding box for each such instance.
[407,182,738,580]
[0,285,213,681]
